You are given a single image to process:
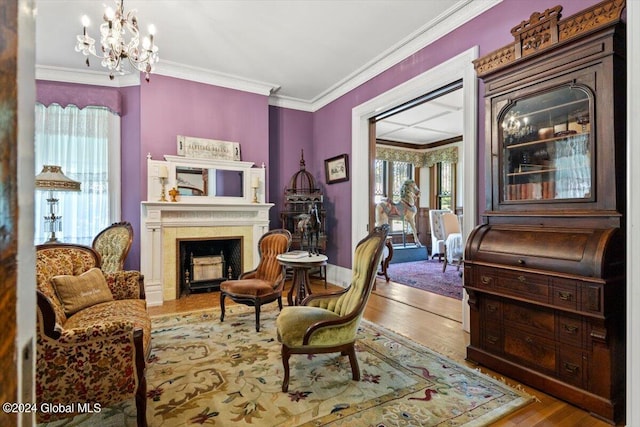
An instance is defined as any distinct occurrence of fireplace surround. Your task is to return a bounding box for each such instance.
[141,155,272,306]
[141,202,273,305]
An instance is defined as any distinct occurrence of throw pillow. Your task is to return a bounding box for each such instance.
[52,268,114,315]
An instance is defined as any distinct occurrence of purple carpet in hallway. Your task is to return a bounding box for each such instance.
[385,259,463,300]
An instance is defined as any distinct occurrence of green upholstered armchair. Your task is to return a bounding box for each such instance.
[220,229,292,332]
[35,243,150,426]
[92,221,134,273]
[276,225,389,392]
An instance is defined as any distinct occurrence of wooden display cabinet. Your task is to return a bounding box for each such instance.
[465,1,626,424]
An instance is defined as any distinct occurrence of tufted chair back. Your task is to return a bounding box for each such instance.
[254,230,291,285]
[92,221,133,273]
[308,229,386,318]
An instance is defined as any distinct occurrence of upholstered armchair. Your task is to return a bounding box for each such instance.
[220,229,292,332]
[35,243,150,426]
[92,221,134,273]
[429,209,450,260]
[441,212,463,272]
[276,225,389,392]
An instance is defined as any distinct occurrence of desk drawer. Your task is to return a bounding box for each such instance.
[495,270,550,303]
[504,328,556,374]
[503,301,554,338]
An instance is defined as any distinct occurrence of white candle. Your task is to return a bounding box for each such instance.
[158,165,168,178]
[251,176,260,188]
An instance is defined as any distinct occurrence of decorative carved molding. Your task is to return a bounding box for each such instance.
[473,0,625,77]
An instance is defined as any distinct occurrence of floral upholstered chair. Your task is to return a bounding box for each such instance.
[276,225,389,392]
[35,243,150,426]
[92,221,134,273]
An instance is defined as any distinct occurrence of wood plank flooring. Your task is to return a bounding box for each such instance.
[148,278,611,427]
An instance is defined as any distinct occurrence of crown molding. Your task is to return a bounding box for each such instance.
[271,0,501,112]
[36,65,141,87]
[36,0,499,108]
[154,60,280,96]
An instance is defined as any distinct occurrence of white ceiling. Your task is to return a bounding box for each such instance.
[376,88,463,145]
[34,0,497,113]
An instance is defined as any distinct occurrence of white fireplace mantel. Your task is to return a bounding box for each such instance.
[140,201,274,305]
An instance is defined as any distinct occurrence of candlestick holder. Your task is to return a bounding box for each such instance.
[159,177,167,202]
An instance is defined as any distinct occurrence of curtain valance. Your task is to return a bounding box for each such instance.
[36,80,122,115]
[375,146,458,167]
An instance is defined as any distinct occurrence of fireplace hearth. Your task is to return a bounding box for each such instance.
[179,237,242,295]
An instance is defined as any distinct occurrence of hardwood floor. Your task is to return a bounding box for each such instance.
[148,278,611,427]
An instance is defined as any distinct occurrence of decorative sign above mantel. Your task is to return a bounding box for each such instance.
[177,135,241,161]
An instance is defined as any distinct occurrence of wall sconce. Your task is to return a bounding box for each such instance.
[158,165,168,202]
[35,165,81,243]
[251,175,260,203]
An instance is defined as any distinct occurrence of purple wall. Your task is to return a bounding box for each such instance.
[37,0,603,271]
[288,0,603,267]
[268,106,314,226]
[120,85,141,270]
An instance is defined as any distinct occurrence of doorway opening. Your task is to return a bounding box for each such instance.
[370,80,464,300]
[351,47,478,330]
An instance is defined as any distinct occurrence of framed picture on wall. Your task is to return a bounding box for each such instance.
[325,154,349,184]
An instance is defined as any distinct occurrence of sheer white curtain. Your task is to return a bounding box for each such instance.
[34,103,121,245]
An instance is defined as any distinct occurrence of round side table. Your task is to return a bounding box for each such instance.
[277,253,328,305]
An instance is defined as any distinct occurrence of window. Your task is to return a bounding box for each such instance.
[34,103,121,245]
[374,159,413,232]
[432,162,456,210]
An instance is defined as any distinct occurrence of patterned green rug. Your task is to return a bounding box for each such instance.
[42,305,532,426]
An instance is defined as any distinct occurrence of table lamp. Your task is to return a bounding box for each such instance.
[35,165,81,243]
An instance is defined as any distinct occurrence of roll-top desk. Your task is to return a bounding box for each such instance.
[465,1,626,424]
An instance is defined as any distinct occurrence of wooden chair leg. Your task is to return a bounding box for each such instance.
[281,346,291,392]
[136,375,148,427]
[219,292,226,322]
[255,303,261,332]
[346,345,360,381]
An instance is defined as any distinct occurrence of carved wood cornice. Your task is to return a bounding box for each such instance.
[473,0,625,77]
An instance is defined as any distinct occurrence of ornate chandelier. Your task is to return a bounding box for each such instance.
[75,0,159,82]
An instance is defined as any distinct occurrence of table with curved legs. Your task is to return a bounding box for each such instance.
[277,253,328,305]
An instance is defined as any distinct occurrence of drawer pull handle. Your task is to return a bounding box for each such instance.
[563,362,579,374]
[525,337,533,344]
[518,275,527,283]
[517,259,525,265]
[487,304,497,313]
[563,324,578,334]
[487,335,498,344]
[481,276,491,285]
[558,291,573,301]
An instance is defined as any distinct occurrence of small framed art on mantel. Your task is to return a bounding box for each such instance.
[325,154,349,184]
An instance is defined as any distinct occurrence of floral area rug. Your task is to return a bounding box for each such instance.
[386,259,463,300]
[41,305,532,426]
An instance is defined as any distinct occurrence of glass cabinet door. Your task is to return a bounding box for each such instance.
[500,85,592,203]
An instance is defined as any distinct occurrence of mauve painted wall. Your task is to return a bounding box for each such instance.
[36,0,602,271]
[120,85,141,270]
[300,0,602,268]
[268,106,314,227]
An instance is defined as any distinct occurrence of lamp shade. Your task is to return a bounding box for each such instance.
[35,165,81,192]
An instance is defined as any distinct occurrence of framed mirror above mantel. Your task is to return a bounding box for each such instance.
[146,155,267,205]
